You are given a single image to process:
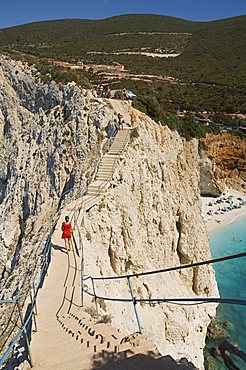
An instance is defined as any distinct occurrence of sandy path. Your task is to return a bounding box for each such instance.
[29,125,154,369]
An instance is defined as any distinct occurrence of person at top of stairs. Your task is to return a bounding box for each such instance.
[130,112,136,128]
[61,215,73,253]
[117,113,123,130]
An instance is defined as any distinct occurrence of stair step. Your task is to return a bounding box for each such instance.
[95,177,111,180]
[97,170,114,173]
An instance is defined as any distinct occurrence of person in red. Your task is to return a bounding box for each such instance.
[61,216,73,252]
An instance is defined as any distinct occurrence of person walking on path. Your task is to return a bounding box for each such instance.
[61,216,73,253]
[117,113,123,130]
[130,112,136,127]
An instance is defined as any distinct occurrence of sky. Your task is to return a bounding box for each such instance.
[0,0,245,29]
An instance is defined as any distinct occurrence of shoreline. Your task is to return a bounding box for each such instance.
[201,189,246,234]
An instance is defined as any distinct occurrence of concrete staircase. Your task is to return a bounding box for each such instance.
[82,128,131,211]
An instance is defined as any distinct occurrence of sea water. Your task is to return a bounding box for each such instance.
[204,215,246,369]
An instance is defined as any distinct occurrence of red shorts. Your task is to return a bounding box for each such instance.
[62,222,72,239]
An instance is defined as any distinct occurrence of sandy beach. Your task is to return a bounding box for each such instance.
[201,189,246,233]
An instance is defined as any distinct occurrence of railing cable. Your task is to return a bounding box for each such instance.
[86,251,246,281]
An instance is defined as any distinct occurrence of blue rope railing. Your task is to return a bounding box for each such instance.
[0,179,81,367]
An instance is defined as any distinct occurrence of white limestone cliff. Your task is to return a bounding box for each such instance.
[0,55,218,369]
[82,114,218,369]
[0,55,112,297]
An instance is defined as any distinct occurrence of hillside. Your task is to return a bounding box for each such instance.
[0,14,245,86]
[0,14,245,114]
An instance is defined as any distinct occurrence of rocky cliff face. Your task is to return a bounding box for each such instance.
[203,133,246,193]
[82,116,218,369]
[0,56,218,369]
[0,55,113,298]
[199,153,222,197]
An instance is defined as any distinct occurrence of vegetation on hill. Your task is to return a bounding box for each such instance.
[109,78,246,114]
[132,95,220,140]
[0,14,245,138]
[0,15,245,86]
[1,50,91,88]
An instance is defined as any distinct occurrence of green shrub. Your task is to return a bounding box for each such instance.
[198,140,208,153]
[133,96,161,120]
[231,129,246,139]
[98,202,106,212]
[133,98,148,115]
[86,230,92,240]
[130,127,139,141]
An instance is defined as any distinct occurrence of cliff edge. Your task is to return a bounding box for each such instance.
[82,105,218,369]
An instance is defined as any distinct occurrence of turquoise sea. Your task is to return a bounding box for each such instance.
[204,215,246,370]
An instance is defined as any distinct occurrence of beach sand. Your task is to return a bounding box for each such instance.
[201,189,246,233]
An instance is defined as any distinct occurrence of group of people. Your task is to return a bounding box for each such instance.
[117,112,136,129]
[96,84,111,98]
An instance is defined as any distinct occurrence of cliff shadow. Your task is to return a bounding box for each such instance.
[91,350,197,369]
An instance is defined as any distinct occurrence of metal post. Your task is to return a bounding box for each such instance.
[127,277,142,334]
[91,278,99,317]
[29,291,37,332]
[32,283,38,315]
[17,301,34,367]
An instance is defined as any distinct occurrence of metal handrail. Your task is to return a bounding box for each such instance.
[82,250,246,334]
[84,251,246,281]
[0,126,121,367]
[0,299,18,304]
[0,309,33,366]
[0,172,90,365]
[84,287,246,306]
[0,178,81,366]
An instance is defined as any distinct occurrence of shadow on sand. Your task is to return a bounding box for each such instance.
[52,243,67,254]
[91,350,197,369]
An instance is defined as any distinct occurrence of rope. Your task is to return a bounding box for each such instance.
[87,251,246,281]
[83,288,246,306]
[82,250,246,311]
